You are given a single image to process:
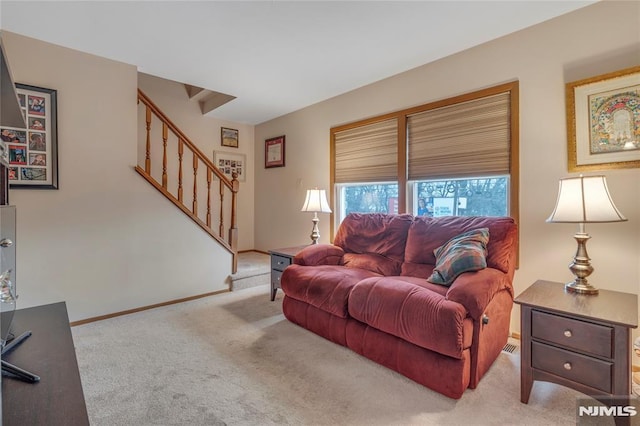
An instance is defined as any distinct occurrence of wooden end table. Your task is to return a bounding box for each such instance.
[268,245,307,301]
[515,280,638,420]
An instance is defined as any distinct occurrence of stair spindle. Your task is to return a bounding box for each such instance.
[206,168,212,227]
[219,179,224,238]
[162,122,168,188]
[178,139,184,202]
[192,155,198,214]
[145,106,151,173]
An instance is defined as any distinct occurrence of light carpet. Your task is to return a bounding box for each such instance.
[72,285,587,426]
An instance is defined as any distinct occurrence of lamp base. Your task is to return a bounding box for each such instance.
[564,232,598,295]
[309,214,320,245]
[565,279,599,295]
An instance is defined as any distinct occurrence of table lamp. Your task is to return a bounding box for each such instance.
[546,175,627,294]
[301,188,332,244]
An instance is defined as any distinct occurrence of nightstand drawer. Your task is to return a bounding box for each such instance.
[531,310,612,358]
[271,270,283,289]
[271,255,292,271]
[532,341,612,393]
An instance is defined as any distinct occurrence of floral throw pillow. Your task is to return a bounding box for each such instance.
[428,228,490,286]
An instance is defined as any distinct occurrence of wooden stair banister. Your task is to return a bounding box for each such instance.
[136,89,239,273]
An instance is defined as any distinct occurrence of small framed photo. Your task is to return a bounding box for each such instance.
[566,65,640,171]
[213,151,246,182]
[221,127,239,148]
[265,135,285,168]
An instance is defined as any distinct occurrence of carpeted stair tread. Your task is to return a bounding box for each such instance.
[231,251,270,290]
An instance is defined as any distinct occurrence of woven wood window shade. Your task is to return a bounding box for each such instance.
[407,92,511,180]
[334,118,398,183]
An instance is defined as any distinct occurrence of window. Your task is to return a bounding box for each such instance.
[330,82,519,237]
[412,176,509,217]
[336,182,399,223]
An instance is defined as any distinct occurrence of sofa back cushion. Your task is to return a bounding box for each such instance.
[334,213,413,275]
[403,216,517,277]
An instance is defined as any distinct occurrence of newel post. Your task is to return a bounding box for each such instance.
[229,173,240,273]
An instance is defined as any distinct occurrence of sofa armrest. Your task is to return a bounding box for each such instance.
[294,244,344,266]
[445,268,513,320]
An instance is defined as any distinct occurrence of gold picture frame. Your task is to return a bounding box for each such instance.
[566,65,640,172]
[221,127,239,148]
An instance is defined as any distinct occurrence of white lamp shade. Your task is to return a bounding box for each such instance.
[301,189,332,213]
[546,175,627,223]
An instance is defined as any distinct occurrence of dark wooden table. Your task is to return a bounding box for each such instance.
[515,280,638,425]
[2,302,89,425]
[269,245,308,301]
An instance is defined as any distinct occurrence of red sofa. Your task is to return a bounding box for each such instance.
[280,213,518,399]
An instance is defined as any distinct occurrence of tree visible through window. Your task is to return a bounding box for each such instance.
[415,177,508,217]
[341,183,399,217]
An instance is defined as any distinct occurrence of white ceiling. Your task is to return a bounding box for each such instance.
[1,1,595,125]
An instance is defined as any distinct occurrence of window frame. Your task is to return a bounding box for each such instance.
[330,81,519,241]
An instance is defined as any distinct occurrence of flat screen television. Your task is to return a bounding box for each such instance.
[0,268,15,346]
[0,208,38,383]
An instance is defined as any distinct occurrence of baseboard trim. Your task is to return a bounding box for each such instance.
[70,289,230,327]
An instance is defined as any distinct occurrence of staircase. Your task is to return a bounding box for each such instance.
[230,251,270,291]
[136,89,239,273]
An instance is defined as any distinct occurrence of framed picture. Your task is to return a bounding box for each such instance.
[1,84,58,189]
[213,151,246,182]
[265,135,285,168]
[221,127,239,148]
[566,65,640,172]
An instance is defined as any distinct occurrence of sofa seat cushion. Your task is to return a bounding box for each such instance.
[348,276,472,359]
[401,262,435,279]
[281,264,381,318]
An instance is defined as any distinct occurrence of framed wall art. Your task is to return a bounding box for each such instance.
[265,135,285,168]
[221,127,239,148]
[566,65,640,172]
[213,151,246,182]
[1,84,58,189]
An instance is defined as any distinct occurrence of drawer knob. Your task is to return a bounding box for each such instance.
[564,330,572,338]
[564,362,572,371]
[278,261,285,265]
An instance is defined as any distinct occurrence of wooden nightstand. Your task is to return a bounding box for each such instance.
[515,280,638,410]
[268,245,307,301]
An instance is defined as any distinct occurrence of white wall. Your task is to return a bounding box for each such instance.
[2,31,236,322]
[254,1,640,333]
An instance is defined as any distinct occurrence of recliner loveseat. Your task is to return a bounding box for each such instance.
[280,213,518,399]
